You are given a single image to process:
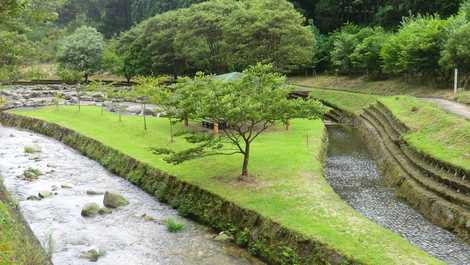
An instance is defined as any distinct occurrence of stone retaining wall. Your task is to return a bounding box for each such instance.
[0,112,360,265]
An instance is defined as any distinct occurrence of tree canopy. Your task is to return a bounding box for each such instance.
[57,26,105,81]
[118,0,315,76]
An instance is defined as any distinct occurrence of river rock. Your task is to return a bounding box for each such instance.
[103,191,129,208]
[38,191,52,199]
[98,208,113,215]
[61,183,73,189]
[86,190,105,195]
[27,195,41,201]
[79,249,104,262]
[81,203,100,217]
[214,232,233,242]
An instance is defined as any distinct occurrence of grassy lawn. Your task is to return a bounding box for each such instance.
[381,96,470,172]
[290,75,455,98]
[11,106,442,265]
[306,88,380,114]
[0,181,49,265]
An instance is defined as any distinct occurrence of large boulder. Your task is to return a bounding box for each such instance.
[103,192,129,208]
[81,203,100,217]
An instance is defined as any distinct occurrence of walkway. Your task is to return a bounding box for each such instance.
[423,98,470,121]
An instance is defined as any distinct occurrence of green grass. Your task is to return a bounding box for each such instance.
[165,218,185,233]
[455,91,470,105]
[307,88,380,114]
[381,96,470,172]
[0,181,49,265]
[12,106,443,265]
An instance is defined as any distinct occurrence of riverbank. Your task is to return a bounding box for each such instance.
[0,178,50,265]
[1,106,442,265]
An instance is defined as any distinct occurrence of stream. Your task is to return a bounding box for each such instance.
[325,124,470,265]
[0,125,263,265]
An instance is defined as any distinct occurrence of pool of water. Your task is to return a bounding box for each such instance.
[0,125,263,265]
[325,124,470,265]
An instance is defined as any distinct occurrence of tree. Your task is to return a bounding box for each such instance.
[120,0,315,76]
[133,76,167,131]
[381,15,448,78]
[440,22,470,88]
[57,26,105,82]
[156,64,325,179]
[107,87,128,122]
[350,27,389,78]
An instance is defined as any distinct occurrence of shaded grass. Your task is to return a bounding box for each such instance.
[12,106,442,265]
[381,96,470,172]
[0,180,49,265]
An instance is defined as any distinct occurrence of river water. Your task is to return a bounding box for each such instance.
[0,125,263,265]
[325,124,470,265]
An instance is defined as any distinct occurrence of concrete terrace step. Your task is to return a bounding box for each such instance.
[360,111,470,210]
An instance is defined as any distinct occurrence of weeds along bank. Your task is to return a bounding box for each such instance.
[0,178,51,265]
[0,107,442,265]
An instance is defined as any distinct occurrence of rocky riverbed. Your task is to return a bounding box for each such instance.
[325,124,470,265]
[0,84,160,115]
[0,125,263,265]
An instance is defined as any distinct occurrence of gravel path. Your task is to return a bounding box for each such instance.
[423,98,470,120]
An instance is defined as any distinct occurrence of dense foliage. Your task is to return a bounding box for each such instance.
[57,26,105,81]
[118,0,314,76]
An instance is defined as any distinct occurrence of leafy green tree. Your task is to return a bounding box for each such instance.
[121,0,315,76]
[381,16,448,78]
[350,27,389,78]
[223,0,315,73]
[57,26,105,82]
[133,76,168,130]
[157,64,325,179]
[440,22,470,87]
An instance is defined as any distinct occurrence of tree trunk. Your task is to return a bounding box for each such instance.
[169,118,174,143]
[183,114,189,127]
[285,120,290,131]
[77,88,81,112]
[101,103,104,115]
[241,143,250,179]
[143,103,147,131]
[84,73,89,82]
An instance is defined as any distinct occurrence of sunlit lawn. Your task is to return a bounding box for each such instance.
[12,106,442,265]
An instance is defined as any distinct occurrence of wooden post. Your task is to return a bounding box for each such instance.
[454,68,459,95]
[213,122,219,134]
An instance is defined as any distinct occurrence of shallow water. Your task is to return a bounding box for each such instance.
[0,125,263,265]
[325,124,470,265]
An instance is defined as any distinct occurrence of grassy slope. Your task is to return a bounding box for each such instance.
[290,75,455,99]
[307,88,380,114]
[0,181,48,265]
[12,106,441,265]
[381,96,470,172]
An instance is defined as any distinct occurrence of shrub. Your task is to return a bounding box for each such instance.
[381,15,448,78]
[165,218,185,233]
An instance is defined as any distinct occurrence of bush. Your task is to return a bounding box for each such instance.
[350,27,389,78]
[381,15,448,78]
[56,66,82,82]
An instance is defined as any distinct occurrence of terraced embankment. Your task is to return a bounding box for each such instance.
[357,102,469,241]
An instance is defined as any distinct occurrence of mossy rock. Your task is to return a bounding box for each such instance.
[103,191,129,208]
[81,203,100,217]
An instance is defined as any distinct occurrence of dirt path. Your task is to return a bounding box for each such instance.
[422,98,470,121]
